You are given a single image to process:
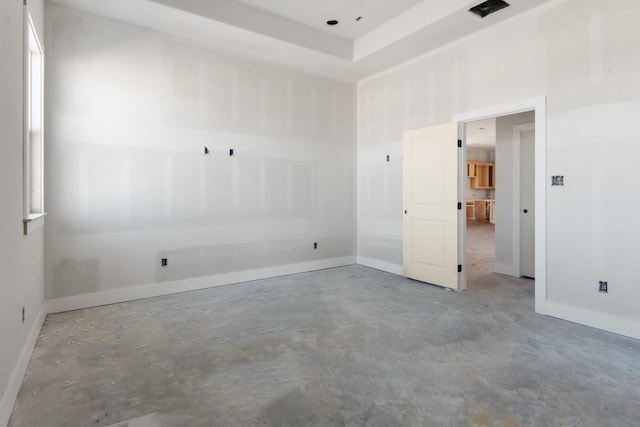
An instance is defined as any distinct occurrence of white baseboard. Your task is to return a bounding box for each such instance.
[45,257,356,314]
[546,301,640,340]
[0,304,47,427]
[357,257,403,276]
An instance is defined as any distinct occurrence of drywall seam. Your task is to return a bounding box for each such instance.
[357,257,403,276]
[45,257,356,314]
[546,301,640,341]
[0,304,47,427]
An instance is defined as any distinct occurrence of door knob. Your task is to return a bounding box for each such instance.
[523,209,528,213]
[404,210,408,214]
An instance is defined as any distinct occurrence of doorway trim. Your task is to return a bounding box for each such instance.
[454,97,546,315]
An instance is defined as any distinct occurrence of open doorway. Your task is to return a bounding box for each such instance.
[402,97,547,312]
[463,111,536,292]
[465,118,497,291]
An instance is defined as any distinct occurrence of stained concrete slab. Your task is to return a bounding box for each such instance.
[105,412,159,427]
[466,219,505,292]
[9,266,640,426]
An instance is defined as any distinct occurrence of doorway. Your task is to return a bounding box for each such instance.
[464,118,497,291]
[455,97,546,313]
[464,114,535,291]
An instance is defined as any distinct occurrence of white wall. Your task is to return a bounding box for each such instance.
[44,5,357,302]
[494,111,534,275]
[358,0,640,337]
[0,0,46,424]
[466,148,492,163]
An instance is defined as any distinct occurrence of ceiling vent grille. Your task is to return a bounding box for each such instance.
[469,0,510,18]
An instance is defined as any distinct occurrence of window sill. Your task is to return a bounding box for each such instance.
[23,212,46,235]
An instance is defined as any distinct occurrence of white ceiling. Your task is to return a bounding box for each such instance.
[466,118,496,150]
[49,0,557,82]
[232,0,423,40]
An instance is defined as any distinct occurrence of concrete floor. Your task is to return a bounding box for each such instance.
[466,219,506,292]
[9,265,640,426]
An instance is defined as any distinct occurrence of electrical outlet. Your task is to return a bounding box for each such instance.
[551,176,564,186]
[313,242,318,249]
[599,281,608,293]
[161,258,168,267]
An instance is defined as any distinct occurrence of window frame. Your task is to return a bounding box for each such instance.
[23,9,46,235]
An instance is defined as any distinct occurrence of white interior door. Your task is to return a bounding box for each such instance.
[403,123,460,290]
[520,129,535,278]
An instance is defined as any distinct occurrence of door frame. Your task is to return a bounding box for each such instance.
[454,97,547,315]
[513,123,536,278]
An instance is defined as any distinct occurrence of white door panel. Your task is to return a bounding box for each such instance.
[403,123,460,290]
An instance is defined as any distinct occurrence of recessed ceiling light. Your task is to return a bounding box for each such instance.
[326,19,339,26]
[469,0,510,18]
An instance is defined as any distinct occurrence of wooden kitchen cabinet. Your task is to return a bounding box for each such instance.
[474,200,487,220]
[467,162,477,178]
[469,199,495,222]
[466,201,475,220]
[468,161,495,189]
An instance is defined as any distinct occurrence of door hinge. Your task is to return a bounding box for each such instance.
[457,139,462,148]
[458,264,462,273]
[457,202,462,210]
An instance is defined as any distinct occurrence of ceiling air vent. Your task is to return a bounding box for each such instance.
[469,0,510,18]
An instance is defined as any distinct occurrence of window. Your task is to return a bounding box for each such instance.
[23,11,45,235]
